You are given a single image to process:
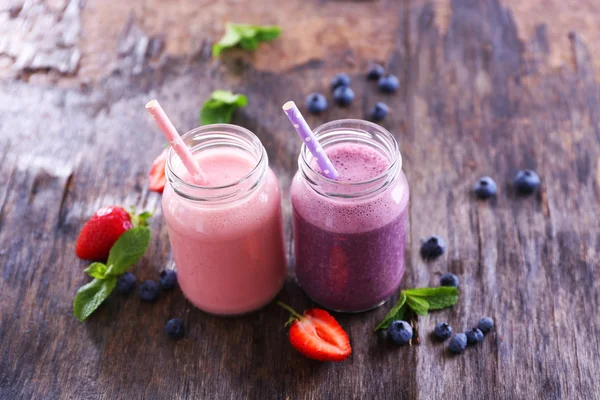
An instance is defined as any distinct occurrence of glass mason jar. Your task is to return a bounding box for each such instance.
[291,119,409,312]
[162,124,287,315]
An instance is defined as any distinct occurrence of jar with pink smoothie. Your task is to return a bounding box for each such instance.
[291,119,409,313]
[162,124,286,315]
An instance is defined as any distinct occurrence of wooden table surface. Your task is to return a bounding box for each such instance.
[2,0,600,399]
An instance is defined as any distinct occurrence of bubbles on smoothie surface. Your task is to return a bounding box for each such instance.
[314,143,389,182]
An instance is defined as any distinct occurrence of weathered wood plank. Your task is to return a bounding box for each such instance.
[1,0,600,399]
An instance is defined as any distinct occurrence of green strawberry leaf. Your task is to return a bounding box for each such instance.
[105,227,151,276]
[128,206,154,228]
[374,292,407,332]
[200,91,248,125]
[73,277,117,321]
[84,262,108,280]
[212,23,281,57]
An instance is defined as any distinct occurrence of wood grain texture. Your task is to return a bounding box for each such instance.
[1,0,600,399]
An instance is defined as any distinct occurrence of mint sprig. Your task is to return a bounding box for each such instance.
[212,23,281,57]
[74,226,151,321]
[200,90,248,125]
[374,286,459,332]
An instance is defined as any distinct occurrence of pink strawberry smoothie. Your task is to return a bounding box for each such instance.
[162,147,286,315]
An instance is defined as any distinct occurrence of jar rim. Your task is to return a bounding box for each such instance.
[298,119,401,198]
[166,124,267,202]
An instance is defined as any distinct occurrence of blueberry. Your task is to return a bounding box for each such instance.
[474,176,497,199]
[139,280,159,302]
[333,86,355,107]
[378,74,400,93]
[420,236,446,260]
[440,272,459,287]
[305,93,328,114]
[165,318,185,338]
[370,102,389,121]
[116,272,136,294]
[514,169,541,195]
[465,328,484,345]
[388,320,413,345]
[448,333,467,354]
[366,64,385,80]
[159,269,178,290]
[331,73,351,91]
[478,317,494,333]
[434,322,453,341]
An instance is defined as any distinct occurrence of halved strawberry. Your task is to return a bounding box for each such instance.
[149,149,167,193]
[278,302,352,362]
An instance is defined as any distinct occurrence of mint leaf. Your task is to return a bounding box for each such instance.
[255,26,281,41]
[374,292,407,332]
[212,23,281,57]
[105,227,151,276]
[406,295,429,316]
[374,287,460,332]
[73,277,117,321]
[210,90,248,106]
[200,91,248,125]
[403,287,459,310]
[84,262,108,280]
[212,23,242,57]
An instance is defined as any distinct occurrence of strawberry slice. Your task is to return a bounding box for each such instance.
[148,149,167,193]
[278,301,352,362]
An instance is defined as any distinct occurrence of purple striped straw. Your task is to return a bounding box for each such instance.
[282,101,339,180]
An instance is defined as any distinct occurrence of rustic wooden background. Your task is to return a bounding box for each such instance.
[1,0,600,399]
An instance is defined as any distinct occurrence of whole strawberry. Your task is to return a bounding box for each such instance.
[75,206,150,261]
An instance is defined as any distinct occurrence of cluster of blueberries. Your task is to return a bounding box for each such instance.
[115,269,185,338]
[474,169,541,199]
[305,64,400,121]
[440,316,495,354]
[386,273,495,354]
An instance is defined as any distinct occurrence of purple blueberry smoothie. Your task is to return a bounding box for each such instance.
[291,122,409,312]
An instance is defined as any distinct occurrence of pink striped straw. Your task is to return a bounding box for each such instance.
[145,100,206,185]
[282,101,339,180]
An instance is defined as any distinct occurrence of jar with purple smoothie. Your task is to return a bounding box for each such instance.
[291,119,409,312]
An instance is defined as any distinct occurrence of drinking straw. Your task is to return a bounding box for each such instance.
[145,100,206,184]
[282,101,339,180]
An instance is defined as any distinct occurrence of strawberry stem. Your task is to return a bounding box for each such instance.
[276,301,303,320]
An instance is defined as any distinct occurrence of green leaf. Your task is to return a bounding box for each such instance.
[255,26,282,42]
[210,90,246,105]
[403,287,459,310]
[406,294,429,316]
[374,292,407,332]
[212,23,281,57]
[239,37,259,51]
[128,206,154,228]
[105,227,151,276]
[374,286,460,333]
[212,23,242,57]
[84,262,108,280]
[200,91,248,125]
[73,277,117,321]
